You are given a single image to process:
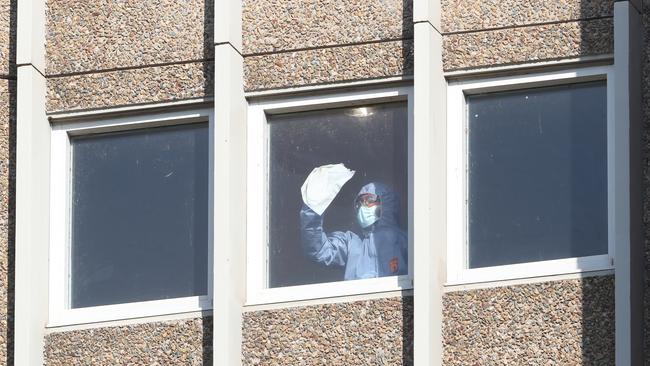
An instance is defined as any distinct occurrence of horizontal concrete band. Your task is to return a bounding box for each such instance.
[242,296,413,365]
[244,39,414,92]
[443,18,614,71]
[44,317,213,365]
[46,61,214,113]
[45,18,615,106]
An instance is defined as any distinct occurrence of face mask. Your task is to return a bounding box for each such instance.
[357,205,379,228]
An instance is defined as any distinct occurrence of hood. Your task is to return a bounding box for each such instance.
[356,182,401,228]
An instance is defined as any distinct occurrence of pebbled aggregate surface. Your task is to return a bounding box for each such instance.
[0,79,14,366]
[44,317,212,365]
[242,0,412,54]
[46,61,213,113]
[443,276,615,365]
[242,296,413,366]
[45,0,213,75]
[443,18,613,71]
[0,0,15,77]
[244,40,413,91]
[441,0,613,33]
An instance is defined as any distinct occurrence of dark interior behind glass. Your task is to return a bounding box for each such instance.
[70,123,209,308]
[467,81,608,268]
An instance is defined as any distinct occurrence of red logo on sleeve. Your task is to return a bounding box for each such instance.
[389,257,399,273]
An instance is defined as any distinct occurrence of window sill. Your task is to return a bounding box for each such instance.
[246,275,412,306]
[47,295,212,328]
[446,254,613,286]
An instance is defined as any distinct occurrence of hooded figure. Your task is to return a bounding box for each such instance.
[300,182,408,280]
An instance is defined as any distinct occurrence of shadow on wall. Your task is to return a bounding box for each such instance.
[579,1,616,365]
[202,1,214,364]
[202,316,213,365]
[203,0,214,97]
[402,0,415,79]
[402,296,414,365]
[4,0,16,363]
[580,277,615,364]
[2,3,15,366]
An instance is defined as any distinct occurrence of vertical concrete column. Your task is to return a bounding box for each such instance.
[613,1,643,365]
[14,0,48,364]
[412,0,446,365]
[213,0,246,365]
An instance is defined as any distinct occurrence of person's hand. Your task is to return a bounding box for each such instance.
[301,163,355,215]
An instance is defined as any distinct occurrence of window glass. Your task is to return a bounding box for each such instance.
[467,81,607,268]
[268,102,409,287]
[70,123,209,308]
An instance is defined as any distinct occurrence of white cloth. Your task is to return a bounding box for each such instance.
[301,163,355,215]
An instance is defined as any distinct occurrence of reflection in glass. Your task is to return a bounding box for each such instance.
[70,123,209,308]
[268,102,409,288]
[467,82,607,268]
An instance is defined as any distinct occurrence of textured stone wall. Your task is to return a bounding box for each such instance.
[441,0,615,71]
[242,296,413,365]
[0,79,14,366]
[42,1,214,364]
[0,0,14,364]
[443,276,615,365]
[441,1,617,364]
[0,0,14,77]
[242,0,413,91]
[45,0,214,112]
[44,317,212,365]
[240,2,413,364]
[47,62,213,112]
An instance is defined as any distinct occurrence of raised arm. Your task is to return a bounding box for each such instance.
[299,204,353,267]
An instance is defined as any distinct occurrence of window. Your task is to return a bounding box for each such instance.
[49,109,213,325]
[247,87,413,304]
[447,67,616,284]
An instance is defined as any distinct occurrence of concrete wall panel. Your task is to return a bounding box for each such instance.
[244,40,413,91]
[45,0,213,75]
[443,276,615,365]
[242,297,413,365]
[0,78,14,366]
[443,18,613,71]
[44,317,212,365]
[0,0,15,77]
[242,0,412,54]
[46,61,213,112]
[441,0,613,33]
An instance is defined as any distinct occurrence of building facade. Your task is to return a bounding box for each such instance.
[0,0,647,364]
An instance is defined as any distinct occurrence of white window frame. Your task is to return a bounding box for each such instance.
[446,66,617,285]
[246,86,414,305]
[48,108,214,327]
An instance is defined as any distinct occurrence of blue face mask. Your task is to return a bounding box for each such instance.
[357,206,379,228]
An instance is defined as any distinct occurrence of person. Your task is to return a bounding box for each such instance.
[300,181,408,280]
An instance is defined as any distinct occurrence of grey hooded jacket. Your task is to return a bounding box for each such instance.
[299,182,408,280]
